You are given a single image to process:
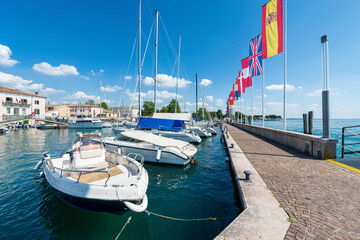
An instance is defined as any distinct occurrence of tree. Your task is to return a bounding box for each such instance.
[142,101,154,116]
[85,99,95,105]
[101,102,108,110]
[160,105,168,113]
[216,109,224,120]
[159,99,181,113]
[196,108,210,121]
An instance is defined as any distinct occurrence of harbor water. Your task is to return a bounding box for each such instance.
[0,127,241,239]
[253,118,360,158]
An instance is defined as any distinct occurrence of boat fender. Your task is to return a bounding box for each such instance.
[117,146,122,154]
[39,171,45,178]
[124,194,148,213]
[34,160,43,170]
[156,149,162,161]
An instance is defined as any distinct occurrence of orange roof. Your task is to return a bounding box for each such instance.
[0,86,46,98]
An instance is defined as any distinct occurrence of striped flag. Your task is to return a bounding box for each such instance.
[241,57,253,89]
[262,0,283,59]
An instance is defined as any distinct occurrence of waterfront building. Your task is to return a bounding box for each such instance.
[45,104,71,118]
[67,104,101,117]
[0,86,46,121]
[102,109,118,118]
[109,106,139,119]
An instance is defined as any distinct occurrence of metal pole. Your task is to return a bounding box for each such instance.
[262,59,265,127]
[245,92,247,124]
[196,73,198,121]
[321,35,330,138]
[341,127,345,158]
[138,0,142,117]
[283,0,287,130]
[308,111,313,135]
[251,84,253,125]
[154,10,159,113]
[240,95,242,124]
[303,113,308,134]
[175,33,181,113]
[99,77,102,117]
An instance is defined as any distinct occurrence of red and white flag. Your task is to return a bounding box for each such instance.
[241,57,253,90]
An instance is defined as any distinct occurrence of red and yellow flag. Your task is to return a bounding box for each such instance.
[262,0,283,59]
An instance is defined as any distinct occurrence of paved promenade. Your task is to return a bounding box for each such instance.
[226,124,360,240]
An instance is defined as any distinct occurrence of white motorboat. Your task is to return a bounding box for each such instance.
[103,130,197,166]
[35,132,148,214]
[68,115,105,129]
[102,122,113,128]
[36,124,58,129]
[136,117,201,143]
[188,126,212,138]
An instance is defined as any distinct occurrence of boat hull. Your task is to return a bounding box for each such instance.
[48,184,129,214]
[68,122,105,129]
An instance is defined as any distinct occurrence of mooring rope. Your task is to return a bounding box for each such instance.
[145,210,216,221]
[191,159,226,171]
[114,215,132,240]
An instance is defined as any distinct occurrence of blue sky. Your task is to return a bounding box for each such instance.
[0,0,359,118]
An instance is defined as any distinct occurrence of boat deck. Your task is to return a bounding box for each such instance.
[73,166,123,184]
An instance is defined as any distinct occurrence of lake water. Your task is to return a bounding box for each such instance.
[252,118,360,158]
[0,127,240,240]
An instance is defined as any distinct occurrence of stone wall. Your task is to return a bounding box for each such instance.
[231,123,338,159]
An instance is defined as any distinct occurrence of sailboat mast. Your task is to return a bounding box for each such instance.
[175,33,181,113]
[138,0,142,117]
[99,77,102,117]
[154,10,159,113]
[196,73,198,121]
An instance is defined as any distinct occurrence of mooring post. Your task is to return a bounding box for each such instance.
[303,113,308,134]
[308,111,313,135]
[321,35,330,138]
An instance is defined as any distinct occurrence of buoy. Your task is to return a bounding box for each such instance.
[124,194,148,213]
[39,171,45,178]
[156,149,162,161]
[34,160,43,170]
[225,157,230,162]
[117,146,122,154]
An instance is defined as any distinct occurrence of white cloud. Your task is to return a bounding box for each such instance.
[144,74,192,88]
[90,70,96,76]
[80,75,90,80]
[206,96,214,102]
[0,44,19,67]
[99,69,105,73]
[0,71,63,95]
[306,88,344,97]
[124,75,132,80]
[101,85,122,93]
[125,88,182,99]
[265,84,296,91]
[66,91,100,101]
[200,79,213,87]
[216,99,224,107]
[33,62,79,76]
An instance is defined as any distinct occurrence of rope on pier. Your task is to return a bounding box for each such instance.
[114,215,132,240]
[145,210,216,221]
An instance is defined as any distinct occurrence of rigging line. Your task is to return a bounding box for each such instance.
[145,210,216,221]
[114,215,132,240]
[170,56,178,76]
[159,34,173,71]
[141,15,155,69]
[159,14,177,59]
[119,33,137,108]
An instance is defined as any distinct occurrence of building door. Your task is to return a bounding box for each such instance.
[14,108,19,115]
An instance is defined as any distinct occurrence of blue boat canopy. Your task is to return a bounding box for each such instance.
[136,117,184,132]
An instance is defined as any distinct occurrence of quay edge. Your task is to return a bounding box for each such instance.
[215,123,290,240]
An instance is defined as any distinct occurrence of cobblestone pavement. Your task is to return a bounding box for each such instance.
[226,124,360,240]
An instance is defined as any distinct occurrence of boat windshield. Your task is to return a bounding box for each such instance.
[73,136,102,152]
[115,134,142,142]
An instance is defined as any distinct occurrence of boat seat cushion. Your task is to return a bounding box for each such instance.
[80,149,103,159]
[75,161,109,171]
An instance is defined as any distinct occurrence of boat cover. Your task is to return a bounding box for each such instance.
[152,113,193,122]
[136,117,184,131]
[121,130,189,149]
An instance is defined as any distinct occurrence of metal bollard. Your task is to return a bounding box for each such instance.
[244,170,252,182]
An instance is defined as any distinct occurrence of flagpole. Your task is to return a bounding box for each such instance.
[251,85,253,125]
[262,59,265,127]
[283,0,287,130]
[245,92,247,124]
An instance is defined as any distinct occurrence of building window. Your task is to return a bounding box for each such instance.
[22,109,26,115]
[34,109,40,114]
[14,108,19,115]
[7,108,10,114]
[35,100,39,105]
[21,99,28,104]
[5,97,12,103]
